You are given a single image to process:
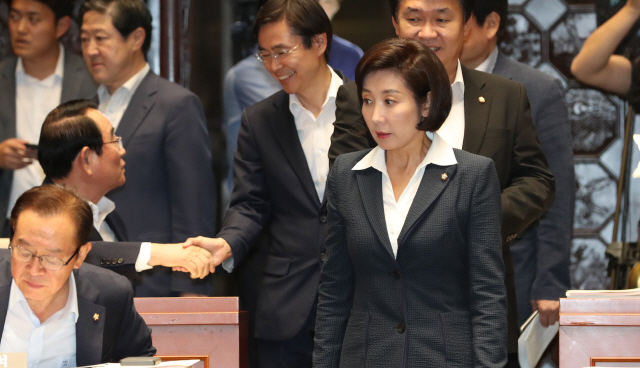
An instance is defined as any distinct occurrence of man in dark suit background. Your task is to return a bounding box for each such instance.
[0,0,97,236]
[327,0,555,365]
[460,0,574,329]
[80,0,217,297]
[0,185,155,366]
[186,0,348,366]
[37,99,213,280]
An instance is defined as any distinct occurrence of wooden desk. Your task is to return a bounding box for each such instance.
[560,298,640,367]
[134,297,248,368]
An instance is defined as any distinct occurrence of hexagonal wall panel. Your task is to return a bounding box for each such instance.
[509,0,529,5]
[525,0,568,31]
[499,13,542,67]
[574,162,617,231]
[567,88,619,155]
[550,11,597,79]
[571,238,610,290]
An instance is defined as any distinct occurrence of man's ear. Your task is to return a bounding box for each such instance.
[55,16,71,39]
[484,11,501,40]
[392,16,400,37]
[128,27,146,51]
[463,14,473,39]
[76,146,94,176]
[314,33,328,56]
[74,242,92,269]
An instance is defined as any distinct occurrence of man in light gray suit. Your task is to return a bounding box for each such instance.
[0,0,97,235]
[460,0,574,328]
[80,0,217,297]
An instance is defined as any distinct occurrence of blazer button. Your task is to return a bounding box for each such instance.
[319,252,326,261]
[397,323,406,333]
[118,258,124,264]
[390,270,400,279]
[100,258,105,265]
[320,215,328,223]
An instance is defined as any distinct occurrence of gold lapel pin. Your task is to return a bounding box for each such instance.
[478,96,486,104]
[441,173,448,181]
[93,313,100,321]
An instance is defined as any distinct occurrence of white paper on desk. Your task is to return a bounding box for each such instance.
[517,311,559,368]
[81,360,200,368]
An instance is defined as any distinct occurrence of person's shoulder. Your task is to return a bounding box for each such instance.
[152,73,196,99]
[496,54,562,92]
[0,55,17,77]
[76,262,132,298]
[464,66,521,89]
[453,148,495,173]
[333,149,373,172]
[244,89,289,115]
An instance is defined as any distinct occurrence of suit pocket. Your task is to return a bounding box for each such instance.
[440,311,473,367]
[339,309,369,368]
[262,254,291,277]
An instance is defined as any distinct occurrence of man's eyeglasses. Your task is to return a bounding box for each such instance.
[9,244,80,271]
[255,44,300,63]
[104,136,123,150]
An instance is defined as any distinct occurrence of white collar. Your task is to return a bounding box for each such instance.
[97,62,150,98]
[8,272,79,324]
[15,43,65,85]
[88,196,116,229]
[452,59,465,92]
[289,65,342,116]
[474,46,499,74]
[352,132,458,174]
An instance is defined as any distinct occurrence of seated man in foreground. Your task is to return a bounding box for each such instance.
[37,99,213,281]
[0,185,155,367]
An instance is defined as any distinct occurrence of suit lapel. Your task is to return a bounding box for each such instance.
[75,270,106,366]
[61,49,83,102]
[355,168,395,259]
[397,164,457,248]
[267,94,321,206]
[461,67,492,155]
[0,57,17,141]
[116,72,157,147]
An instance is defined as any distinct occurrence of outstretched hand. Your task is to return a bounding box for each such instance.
[148,243,213,279]
[181,236,233,273]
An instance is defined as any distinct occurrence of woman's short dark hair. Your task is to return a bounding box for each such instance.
[11,185,93,249]
[355,38,452,132]
[82,0,153,55]
[38,99,103,180]
[253,0,333,63]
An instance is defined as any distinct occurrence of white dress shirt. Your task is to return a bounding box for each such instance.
[97,63,150,130]
[289,66,342,201]
[435,60,465,149]
[0,273,78,368]
[87,196,151,272]
[8,44,65,218]
[474,46,499,74]
[352,133,458,257]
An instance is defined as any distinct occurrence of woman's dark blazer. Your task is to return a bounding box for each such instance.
[313,148,508,368]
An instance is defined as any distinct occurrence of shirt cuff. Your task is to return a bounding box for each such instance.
[135,242,153,272]
[222,256,234,273]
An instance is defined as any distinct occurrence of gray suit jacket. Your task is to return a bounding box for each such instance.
[314,149,507,368]
[493,52,574,322]
[105,71,217,296]
[0,49,97,224]
[0,250,155,365]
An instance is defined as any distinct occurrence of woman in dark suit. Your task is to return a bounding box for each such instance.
[313,39,507,367]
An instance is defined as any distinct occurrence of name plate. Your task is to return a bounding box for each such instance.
[0,353,27,368]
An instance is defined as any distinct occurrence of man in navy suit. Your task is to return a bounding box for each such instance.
[0,0,97,236]
[187,0,349,366]
[460,0,574,329]
[0,185,155,367]
[80,0,217,297]
[36,99,213,281]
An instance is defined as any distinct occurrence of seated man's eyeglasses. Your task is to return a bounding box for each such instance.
[104,136,123,150]
[9,244,80,271]
[256,44,300,63]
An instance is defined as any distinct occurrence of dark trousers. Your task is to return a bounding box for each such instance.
[255,304,316,368]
